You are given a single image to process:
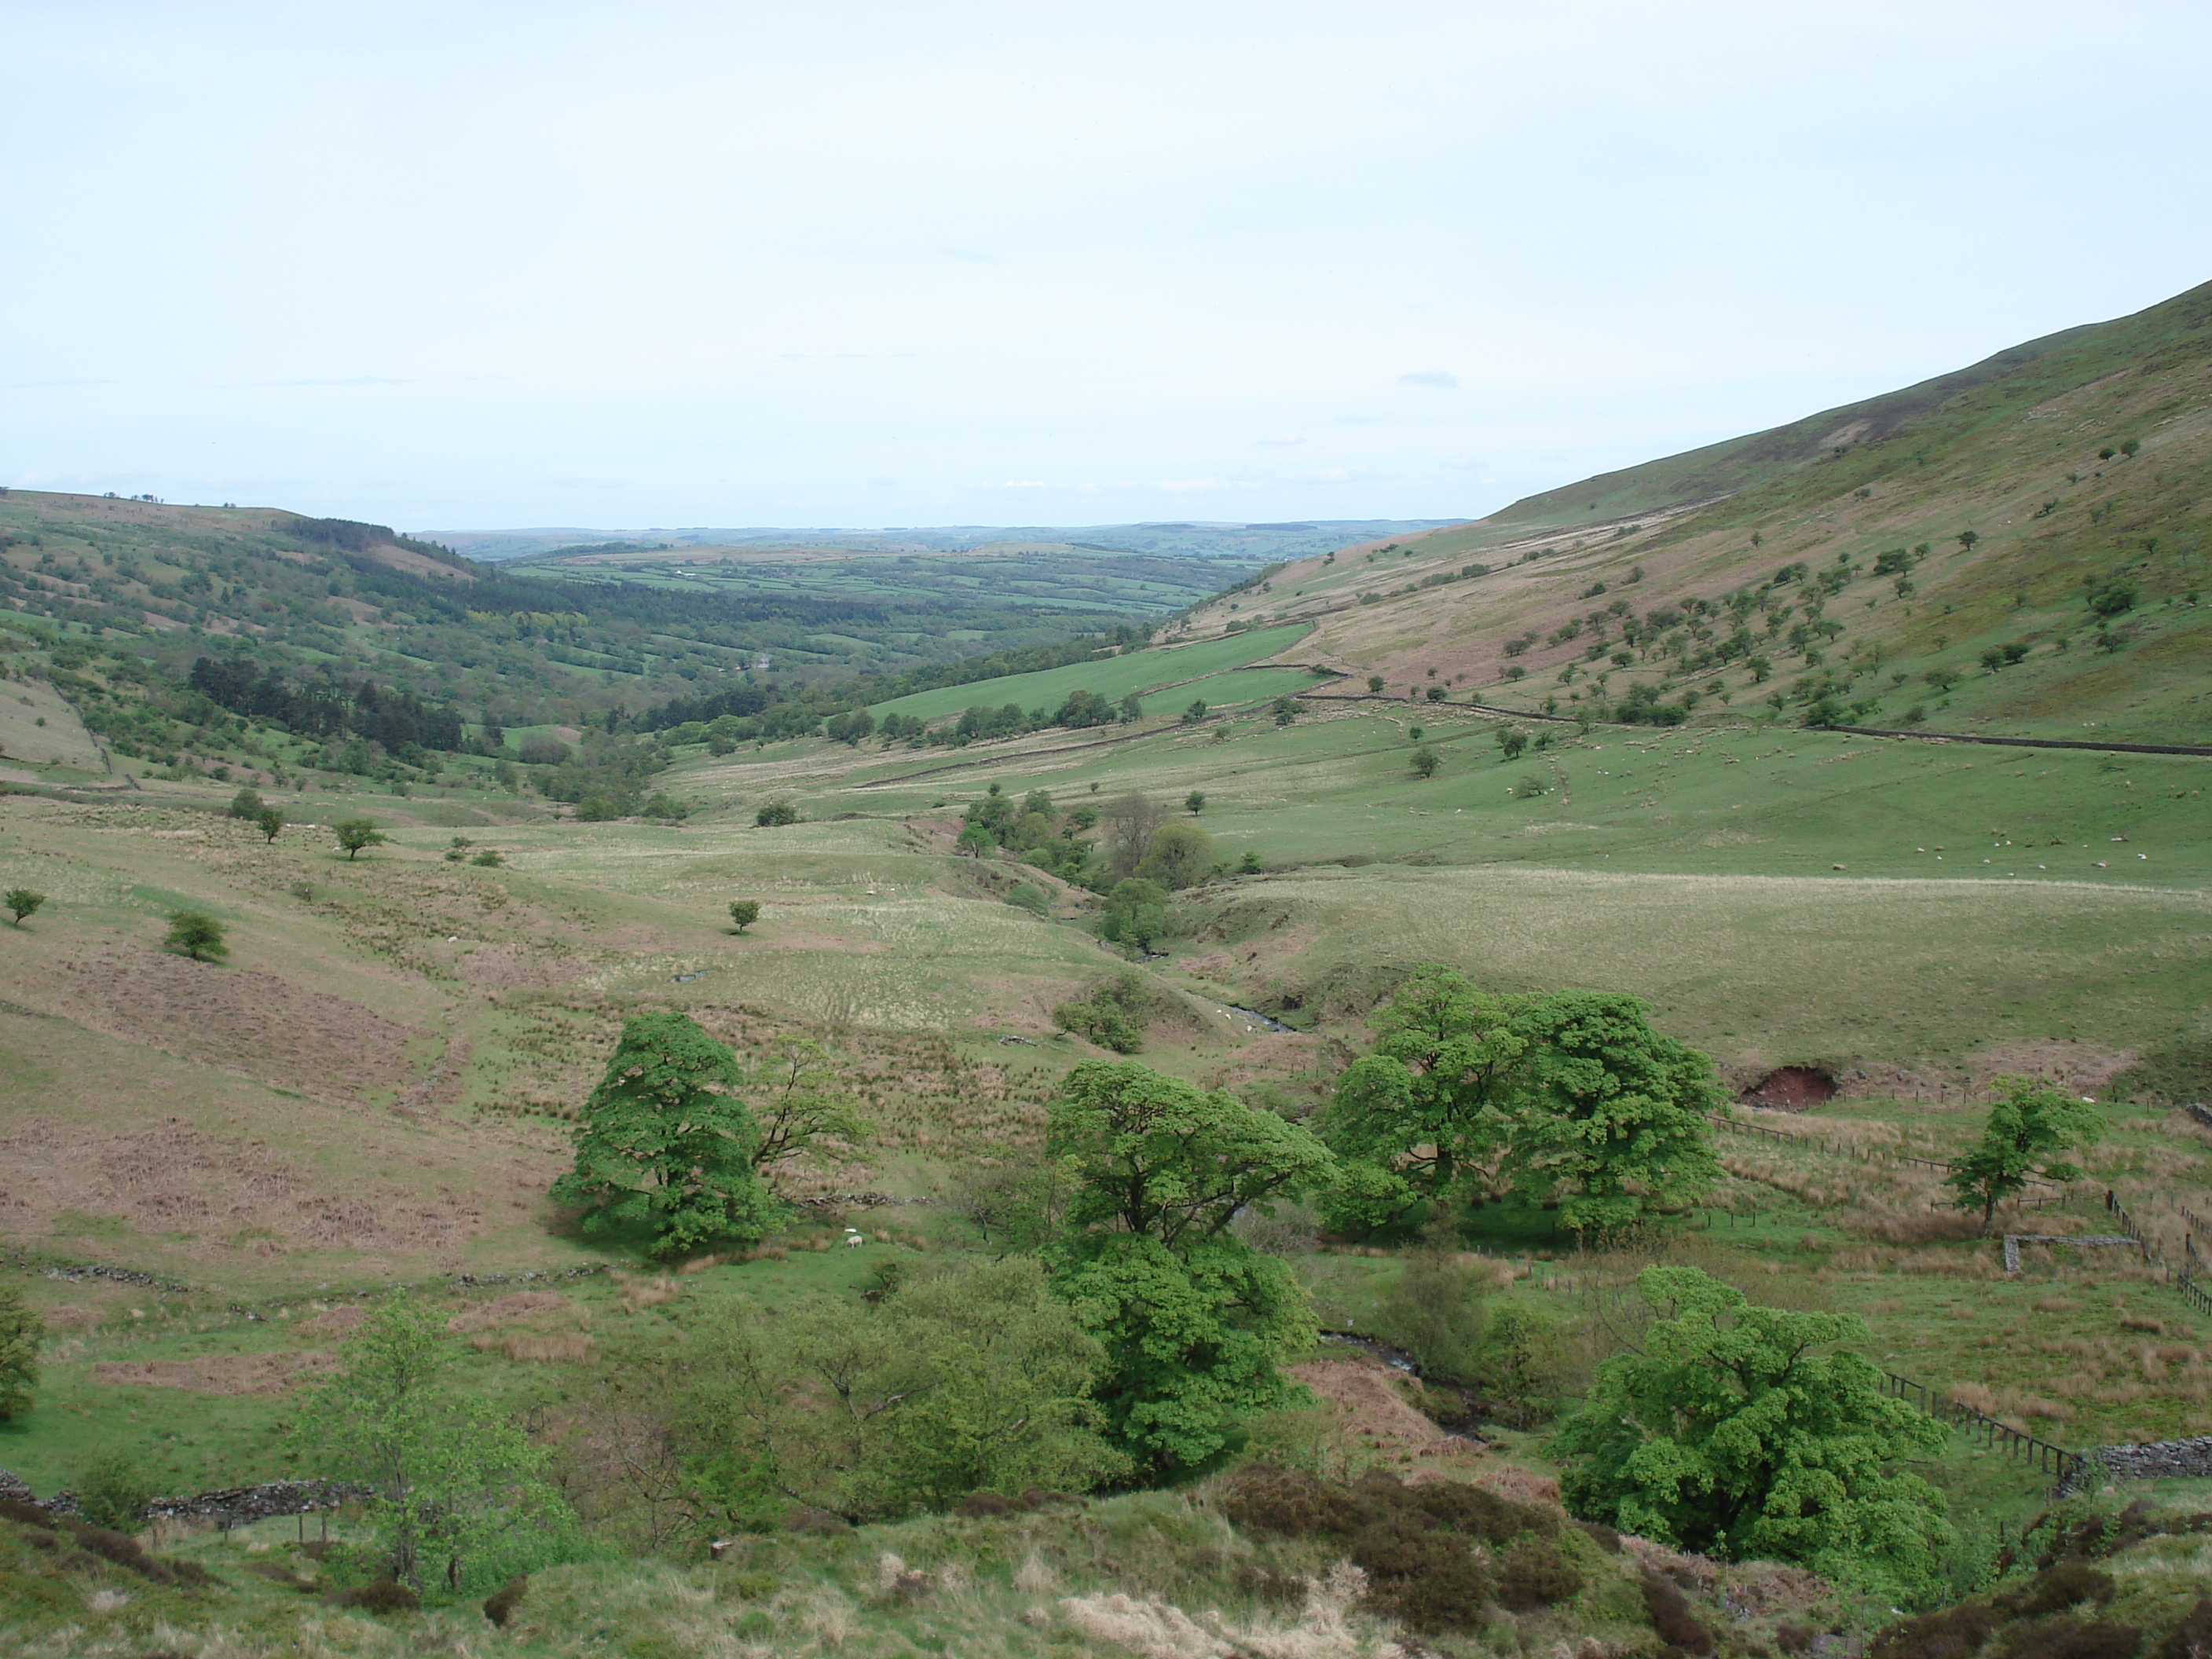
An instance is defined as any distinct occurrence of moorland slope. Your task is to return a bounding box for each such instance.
[1183,278,2211,746]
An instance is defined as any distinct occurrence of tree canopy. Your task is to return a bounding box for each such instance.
[291,1296,573,1595]
[551,1011,777,1258]
[334,817,387,859]
[1049,1060,1336,1250]
[1553,1265,1952,1597]
[1946,1076,2104,1233]
[1320,972,1719,1236]
[0,1284,42,1420]
[1500,991,1723,1234]
[674,1258,1125,1524]
[1045,1060,1335,1470]
[164,908,229,962]
[743,1036,869,1176]
[1320,967,1529,1229]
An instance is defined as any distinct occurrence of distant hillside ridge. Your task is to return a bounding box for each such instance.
[1472,320,2108,536]
[1173,277,2212,745]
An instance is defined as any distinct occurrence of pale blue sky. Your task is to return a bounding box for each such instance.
[5,0,2210,531]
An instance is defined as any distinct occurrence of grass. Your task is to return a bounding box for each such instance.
[866,624,1310,722]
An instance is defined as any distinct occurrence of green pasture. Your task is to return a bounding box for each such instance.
[865,624,1309,722]
[1136,665,1325,714]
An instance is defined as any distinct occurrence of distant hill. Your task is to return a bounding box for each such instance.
[1178,279,2212,745]
[427,519,1462,563]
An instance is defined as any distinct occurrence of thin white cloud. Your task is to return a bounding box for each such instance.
[1255,434,1305,447]
[1397,370,1459,390]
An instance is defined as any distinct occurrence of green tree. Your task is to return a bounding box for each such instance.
[291,1297,573,1594]
[1052,1232,1315,1474]
[1051,1060,1335,1249]
[1500,991,1722,1235]
[1053,972,1159,1052]
[1495,727,1528,760]
[164,909,228,962]
[0,1284,42,1419]
[1319,967,1528,1229]
[743,1036,869,1175]
[551,1011,777,1258]
[1411,745,1440,778]
[1367,675,1386,694]
[254,805,285,843]
[1136,819,1214,890]
[1272,696,1298,726]
[1046,1060,1336,1470]
[1236,850,1262,874]
[955,820,996,857]
[1098,878,1170,953]
[228,786,266,819]
[728,899,762,933]
[5,888,45,926]
[334,818,387,859]
[1184,790,1206,815]
[674,1258,1126,1523]
[1552,1266,1952,1597]
[1956,529,1981,554]
[1946,1077,2104,1234]
[1182,698,1208,723]
[755,798,799,827]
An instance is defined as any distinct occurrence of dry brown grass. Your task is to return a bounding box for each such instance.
[474,1330,596,1364]
[90,1350,341,1396]
[615,1275,679,1311]
[447,1291,573,1333]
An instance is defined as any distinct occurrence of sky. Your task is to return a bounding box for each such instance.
[5,1,2210,535]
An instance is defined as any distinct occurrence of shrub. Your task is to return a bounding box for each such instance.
[228,786,265,819]
[163,909,228,962]
[333,1577,423,1614]
[1005,882,1049,914]
[1500,1535,1584,1609]
[2003,1562,2116,1619]
[1353,1514,1496,1632]
[482,1575,527,1627]
[754,799,799,827]
[1643,1570,1716,1654]
[74,1452,152,1531]
[1053,972,1162,1053]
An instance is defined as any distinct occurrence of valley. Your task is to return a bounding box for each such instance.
[0,283,2208,1659]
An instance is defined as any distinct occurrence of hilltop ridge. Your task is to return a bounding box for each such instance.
[1179,279,2212,745]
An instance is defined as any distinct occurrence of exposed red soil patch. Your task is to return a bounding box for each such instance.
[1739,1067,1837,1111]
[92,1350,341,1396]
[45,948,430,1108]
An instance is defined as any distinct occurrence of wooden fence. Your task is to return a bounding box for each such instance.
[1880,1368,2086,1485]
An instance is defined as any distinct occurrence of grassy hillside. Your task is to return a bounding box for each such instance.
[4,296,2210,1654]
[1172,278,2211,746]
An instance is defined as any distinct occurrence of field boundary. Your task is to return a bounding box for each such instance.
[1879,1368,2085,1484]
